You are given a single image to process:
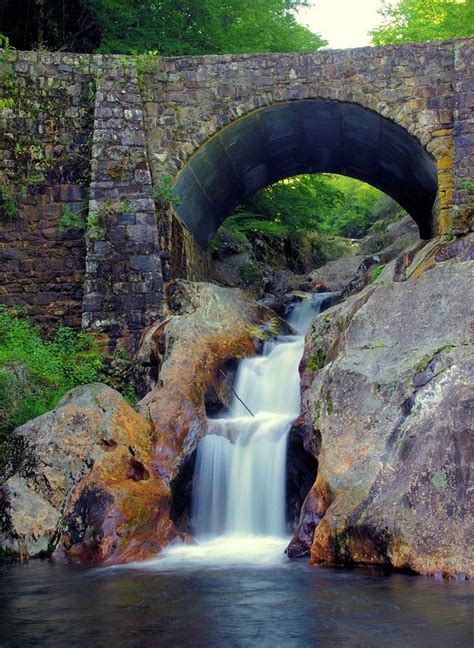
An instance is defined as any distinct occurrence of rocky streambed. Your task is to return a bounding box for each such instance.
[1,232,473,578]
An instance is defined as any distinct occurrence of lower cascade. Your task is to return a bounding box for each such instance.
[189,294,330,552]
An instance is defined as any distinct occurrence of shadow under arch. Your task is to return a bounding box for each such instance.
[173,99,438,249]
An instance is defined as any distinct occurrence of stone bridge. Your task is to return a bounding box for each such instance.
[0,39,472,348]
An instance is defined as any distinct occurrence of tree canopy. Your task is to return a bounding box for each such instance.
[371,0,474,45]
[223,174,399,240]
[0,0,325,54]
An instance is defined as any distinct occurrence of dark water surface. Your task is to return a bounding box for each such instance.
[1,558,473,647]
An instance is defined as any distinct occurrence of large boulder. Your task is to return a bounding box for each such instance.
[1,384,181,563]
[289,235,474,577]
[309,255,364,292]
[359,215,419,255]
[1,282,283,564]
[309,216,420,294]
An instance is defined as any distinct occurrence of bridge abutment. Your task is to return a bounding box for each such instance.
[83,57,163,350]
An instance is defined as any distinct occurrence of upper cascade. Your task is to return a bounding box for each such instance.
[191,293,334,539]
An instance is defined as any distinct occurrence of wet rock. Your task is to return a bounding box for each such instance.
[169,449,198,533]
[1,383,183,564]
[258,286,311,319]
[0,476,60,559]
[319,292,341,311]
[287,485,324,558]
[136,281,286,485]
[204,358,238,416]
[309,255,363,293]
[285,413,318,532]
[298,242,474,577]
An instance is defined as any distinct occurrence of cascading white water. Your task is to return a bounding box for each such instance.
[192,340,300,538]
[191,293,332,543]
[121,293,334,570]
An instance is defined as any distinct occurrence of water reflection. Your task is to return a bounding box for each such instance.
[1,560,473,647]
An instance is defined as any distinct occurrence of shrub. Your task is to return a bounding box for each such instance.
[0,307,137,474]
[368,265,385,282]
[240,262,263,285]
[0,181,18,222]
[59,205,86,230]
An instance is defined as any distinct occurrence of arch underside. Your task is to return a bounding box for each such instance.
[173,100,438,249]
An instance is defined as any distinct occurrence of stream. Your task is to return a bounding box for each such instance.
[1,558,473,647]
[1,295,473,647]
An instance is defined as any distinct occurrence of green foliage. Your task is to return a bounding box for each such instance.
[225,174,400,242]
[0,307,137,472]
[83,0,325,55]
[458,178,474,192]
[0,33,15,111]
[226,175,345,239]
[326,390,333,415]
[431,469,449,491]
[60,199,133,235]
[154,175,181,210]
[0,308,101,469]
[131,50,160,76]
[317,177,400,238]
[60,199,133,236]
[306,349,327,372]
[369,264,385,282]
[371,0,473,45]
[59,205,86,230]
[0,1,325,56]
[98,348,137,405]
[225,209,289,239]
[0,179,18,222]
[0,307,102,420]
[240,262,263,285]
[86,211,102,237]
[85,200,124,240]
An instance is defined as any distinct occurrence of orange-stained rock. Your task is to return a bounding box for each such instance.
[1,282,283,564]
[136,280,286,484]
[1,383,185,563]
[54,384,187,564]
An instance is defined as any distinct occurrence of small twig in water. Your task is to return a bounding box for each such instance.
[218,369,255,417]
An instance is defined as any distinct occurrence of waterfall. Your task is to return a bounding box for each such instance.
[192,293,331,541]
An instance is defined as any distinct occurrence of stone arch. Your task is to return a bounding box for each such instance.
[172,99,438,249]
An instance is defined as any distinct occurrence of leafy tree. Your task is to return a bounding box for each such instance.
[0,0,324,54]
[208,0,325,54]
[371,0,474,45]
[317,176,400,238]
[225,175,344,238]
[224,174,402,240]
[84,0,324,55]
